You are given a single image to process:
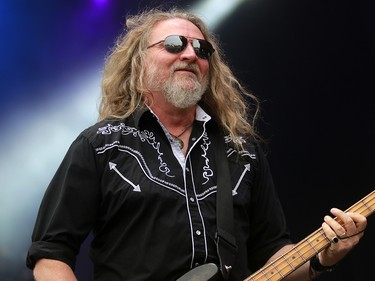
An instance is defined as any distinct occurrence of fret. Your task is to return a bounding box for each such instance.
[293,234,326,264]
[369,200,375,212]
[294,245,307,262]
[244,262,283,281]
[243,190,374,281]
[306,238,319,254]
[260,268,272,280]
[270,261,284,278]
[311,232,323,247]
[318,229,331,244]
[369,192,375,209]
[313,230,330,250]
[181,192,374,281]
[352,201,371,216]
[361,198,373,213]
[281,254,295,270]
[294,242,311,261]
[258,262,283,281]
[347,191,375,217]
[263,263,284,280]
[284,250,303,269]
[244,270,266,281]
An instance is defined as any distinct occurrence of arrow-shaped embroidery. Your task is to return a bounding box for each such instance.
[232,164,250,196]
[109,162,141,192]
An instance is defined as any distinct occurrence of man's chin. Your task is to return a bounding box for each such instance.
[170,102,197,109]
[168,95,203,109]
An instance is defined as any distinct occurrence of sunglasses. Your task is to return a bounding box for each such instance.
[147,35,215,60]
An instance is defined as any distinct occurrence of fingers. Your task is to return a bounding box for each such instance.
[319,207,367,266]
[323,208,347,237]
[346,212,367,232]
[328,208,367,236]
[322,208,367,248]
[321,220,339,243]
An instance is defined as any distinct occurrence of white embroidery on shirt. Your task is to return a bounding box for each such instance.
[232,164,251,196]
[97,123,129,135]
[196,185,217,200]
[224,134,257,159]
[200,133,213,185]
[109,162,141,192]
[96,123,174,178]
[224,134,246,145]
[96,140,120,153]
[223,134,258,196]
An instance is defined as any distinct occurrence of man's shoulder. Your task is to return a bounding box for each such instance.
[82,118,128,136]
[224,134,260,154]
[82,108,152,137]
[77,117,137,146]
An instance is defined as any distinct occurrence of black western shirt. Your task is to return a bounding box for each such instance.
[27,106,291,280]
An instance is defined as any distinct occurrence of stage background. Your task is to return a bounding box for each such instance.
[1,0,373,280]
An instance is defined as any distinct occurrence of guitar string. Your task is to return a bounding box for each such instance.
[248,196,375,281]
[251,228,364,281]
[251,198,375,281]
[250,232,327,281]
[250,198,375,281]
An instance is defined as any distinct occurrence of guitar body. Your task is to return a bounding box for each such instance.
[177,263,221,281]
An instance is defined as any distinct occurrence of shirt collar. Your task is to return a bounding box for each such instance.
[133,106,151,128]
[195,105,211,122]
[134,104,212,128]
[134,105,212,124]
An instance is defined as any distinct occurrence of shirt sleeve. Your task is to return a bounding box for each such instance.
[247,143,292,271]
[26,134,101,270]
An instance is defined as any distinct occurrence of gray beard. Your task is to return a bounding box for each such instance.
[146,63,208,109]
[164,75,207,108]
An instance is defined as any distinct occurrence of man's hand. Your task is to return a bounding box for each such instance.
[319,208,367,266]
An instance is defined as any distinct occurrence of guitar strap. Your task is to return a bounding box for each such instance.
[212,130,238,280]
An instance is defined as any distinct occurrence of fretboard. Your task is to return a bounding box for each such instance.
[244,190,375,281]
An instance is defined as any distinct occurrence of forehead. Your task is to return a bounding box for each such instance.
[149,18,205,43]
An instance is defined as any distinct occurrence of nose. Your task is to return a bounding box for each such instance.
[179,42,197,61]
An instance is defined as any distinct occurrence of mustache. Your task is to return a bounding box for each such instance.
[171,63,201,76]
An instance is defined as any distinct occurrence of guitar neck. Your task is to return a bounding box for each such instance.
[244,190,375,281]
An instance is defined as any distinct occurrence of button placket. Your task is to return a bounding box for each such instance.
[184,157,207,265]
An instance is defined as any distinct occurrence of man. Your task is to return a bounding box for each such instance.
[26,8,367,281]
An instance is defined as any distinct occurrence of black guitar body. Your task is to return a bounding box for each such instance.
[177,263,222,281]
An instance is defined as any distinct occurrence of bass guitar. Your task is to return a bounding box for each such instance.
[177,190,374,281]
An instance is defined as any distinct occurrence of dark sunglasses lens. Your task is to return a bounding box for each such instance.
[164,35,187,53]
[192,39,214,59]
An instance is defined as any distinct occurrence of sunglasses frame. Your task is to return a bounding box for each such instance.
[147,35,215,60]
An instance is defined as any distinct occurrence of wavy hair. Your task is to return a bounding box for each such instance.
[99,8,260,145]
